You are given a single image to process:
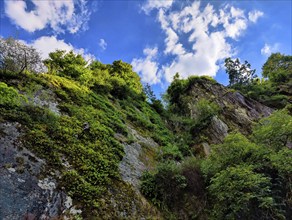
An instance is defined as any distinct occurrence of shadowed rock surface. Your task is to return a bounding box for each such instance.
[0,75,278,220]
[119,125,158,188]
[0,122,74,219]
[188,78,273,145]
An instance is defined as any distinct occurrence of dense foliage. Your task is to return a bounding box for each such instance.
[0,37,291,219]
[0,38,171,218]
[141,71,292,219]
[262,53,292,83]
[226,53,291,109]
[0,82,26,107]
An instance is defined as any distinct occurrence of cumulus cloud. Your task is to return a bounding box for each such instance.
[4,0,92,34]
[158,9,185,56]
[261,43,279,56]
[139,1,263,84]
[30,36,95,62]
[131,47,160,84]
[220,6,248,39]
[98,39,107,51]
[142,0,174,14]
[248,10,264,23]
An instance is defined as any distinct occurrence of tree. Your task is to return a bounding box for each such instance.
[143,83,156,103]
[141,161,187,208]
[109,60,143,95]
[0,37,44,74]
[209,165,279,219]
[262,53,292,83]
[44,50,88,78]
[224,58,256,86]
[252,109,292,151]
[201,133,266,179]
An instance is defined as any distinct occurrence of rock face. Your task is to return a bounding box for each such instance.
[0,122,76,219]
[188,78,273,145]
[32,88,61,115]
[206,116,229,144]
[119,126,158,189]
[0,75,275,219]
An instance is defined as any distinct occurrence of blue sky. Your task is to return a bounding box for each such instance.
[1,0,291,96]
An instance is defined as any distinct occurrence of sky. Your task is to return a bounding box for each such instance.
[0,0,291,96]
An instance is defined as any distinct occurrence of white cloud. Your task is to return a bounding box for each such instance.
[163,31,231,82]
[4,0,91,34]
[261,43,279,56]
[221,7,248,39]
[142,0,174,14]
[131,47,160,84]
[248,10,264,23]
[158,9,185,56]
[140,1,261,84]
[98,39,107,51]
[261,44,271,56]
[30,36,95,62]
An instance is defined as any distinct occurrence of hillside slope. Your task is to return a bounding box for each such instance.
[0,56,291,219]
[0,70,167,219]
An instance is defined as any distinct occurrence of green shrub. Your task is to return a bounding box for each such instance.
[190,98,220,135]
[110,60,143,95]
[201,133,267,179]
[140,161,187,208]
[270,149,292,215]
[0,82,26,108]
[109,76,131,99]
[193,98,220,122]
[158,144,182,161]
[61,170,102,208]
[252,109,292,151]
[208,165,281,220]
[180,157,205,198]
[141,157,205,218]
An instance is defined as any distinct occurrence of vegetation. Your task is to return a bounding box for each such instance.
[0,82,26,107]
[224,57,257,86]
[0,37,44,74]
[202,110,292,219]
[225,53,291,109]
[0,38,173,218]
[141,158,206,218]
[140,67,291,218]
[0,37,291,219]
[262,53,292,84]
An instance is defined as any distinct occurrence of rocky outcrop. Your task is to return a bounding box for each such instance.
[31,88,61,115]
[119,125,158,189]
[0,122,78,219]
[205,116,228,144]
[188,78,273,145]
[0,75,276,219]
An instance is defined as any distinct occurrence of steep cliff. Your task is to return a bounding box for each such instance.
[186,78,273,154]
[0,71,165,219]
[1,69,290,219]
[166,76,274,156]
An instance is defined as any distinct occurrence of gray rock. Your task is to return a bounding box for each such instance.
[119,142,145,188]
[188,78,273,143]
[119,126,158,189]
[0,122,74,219]
[29,87,61,115]
[206,116,229,144]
